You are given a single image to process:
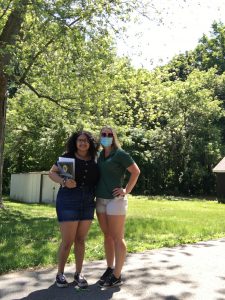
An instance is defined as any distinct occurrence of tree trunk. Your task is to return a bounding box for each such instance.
[0,0,29,207]
[0,74,7,208]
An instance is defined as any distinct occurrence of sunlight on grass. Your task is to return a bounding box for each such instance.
[126,195,225,252]
[1,196,225,274]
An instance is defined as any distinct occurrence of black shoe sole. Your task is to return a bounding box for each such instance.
[98,279,105,287]
[74,280,88,288]
[74,285,89,290]
[101,281,123,288]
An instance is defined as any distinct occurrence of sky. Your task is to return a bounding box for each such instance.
[116,0,225,70]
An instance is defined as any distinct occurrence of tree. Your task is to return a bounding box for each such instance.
[0,0,29,207]
[159,22,225,83]
[0,0,140,206]
[194,22,225,74]
[161,51,196,81]
[4,44,132,191]
[118,67,223,195]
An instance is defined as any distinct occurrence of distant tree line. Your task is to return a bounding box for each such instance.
[4,20,225,197]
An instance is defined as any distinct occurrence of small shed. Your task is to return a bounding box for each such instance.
[213,157,225,203]
[10,172,59,204]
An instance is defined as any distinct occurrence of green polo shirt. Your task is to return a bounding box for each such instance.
[96,148,135,199]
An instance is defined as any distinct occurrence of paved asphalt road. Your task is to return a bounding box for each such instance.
[0,238,225,300]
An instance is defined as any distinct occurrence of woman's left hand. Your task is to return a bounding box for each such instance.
[113,187,126,197]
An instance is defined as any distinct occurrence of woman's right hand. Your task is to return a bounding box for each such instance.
[65,179,76,189]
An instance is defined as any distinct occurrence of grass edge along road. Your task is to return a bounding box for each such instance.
[1,195,225,274]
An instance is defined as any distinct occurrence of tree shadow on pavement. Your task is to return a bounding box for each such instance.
[14,283,120,300]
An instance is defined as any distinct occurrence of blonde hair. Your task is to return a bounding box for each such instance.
[100,126,121,149]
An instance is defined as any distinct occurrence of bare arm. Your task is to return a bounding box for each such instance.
[49,164,76,189]
[113,163,140,197]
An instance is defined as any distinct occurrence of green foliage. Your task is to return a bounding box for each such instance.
[122,69,224,195]
[159,22,225,82]
[161,51,196,81]
[3,14,225,196]
[6,93,67,175]
[3,0,139,189]
[194,22,225,74]
[4,46,131,174]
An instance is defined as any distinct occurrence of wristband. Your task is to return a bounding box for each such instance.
[62,178,67,187]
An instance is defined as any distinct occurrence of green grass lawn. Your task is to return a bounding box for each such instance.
[1,195,225,274]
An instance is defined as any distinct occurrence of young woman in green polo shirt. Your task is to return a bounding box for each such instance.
[96,126,140,288]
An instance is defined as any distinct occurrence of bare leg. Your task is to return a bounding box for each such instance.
[107,215,126,278]
[58,221,78,274]
[74,220,92,273]
[97,212,115,268]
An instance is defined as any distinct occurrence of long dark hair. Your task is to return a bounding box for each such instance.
[65,131,98,159]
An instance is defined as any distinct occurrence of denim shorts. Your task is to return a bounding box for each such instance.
[96,196,128,215]
[56,186,95,222]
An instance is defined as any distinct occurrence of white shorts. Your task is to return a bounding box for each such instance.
[96,196,128,215]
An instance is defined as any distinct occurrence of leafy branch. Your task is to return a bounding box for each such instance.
[22,80,75,111]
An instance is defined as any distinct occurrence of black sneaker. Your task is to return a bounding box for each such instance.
[98,267,113,287]
[56,273,68,288]
[74,272,88,288]
[102,273,122,288]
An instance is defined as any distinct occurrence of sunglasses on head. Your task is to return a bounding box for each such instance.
[101,132,113,137]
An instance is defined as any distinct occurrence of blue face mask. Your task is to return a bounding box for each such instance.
[100,137,113,147]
